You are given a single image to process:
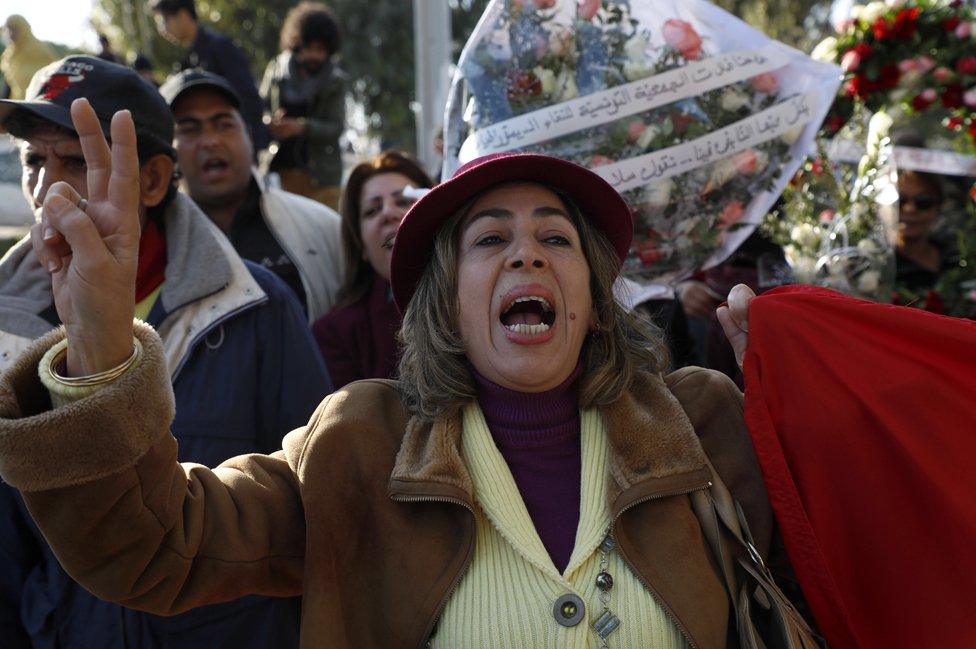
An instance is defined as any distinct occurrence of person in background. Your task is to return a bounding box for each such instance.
[895,168,955,294]
[0,15,55,100]
[161,69,345,321]
[132,52,159,86]
[95,33,118,63]
[0,56,327,649]
[149,0,268,150]
[312,150,431,387]
[261,1,346,209]
[676,229,789,381]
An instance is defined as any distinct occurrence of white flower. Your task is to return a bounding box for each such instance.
[753,150,770,173]
[828,256,850,277]
[636,124,661,149]
[548,26,573,58]
[487,30,512,62]
[780,125,804,145]
[534,66,557,96]
[643,177,672,207]
[857,270,881,293]
[624,34,649,62]
[720,88,750,112]
[811,37,838,63]
[860,1,887,23]
[885,0,905,8]
[706,158,737,192]
[848,4,866,21]
[623,60,654,81]
[675,216,702,237]
[555,69,578,101]
[790,222,821,250]
[867,111,893,158]
[857,238,879,255]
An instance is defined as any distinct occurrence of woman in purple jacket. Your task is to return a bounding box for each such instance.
[312,151,433,387]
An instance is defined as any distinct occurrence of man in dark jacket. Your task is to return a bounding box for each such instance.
[0,55,327,649]
[150,0,269,150]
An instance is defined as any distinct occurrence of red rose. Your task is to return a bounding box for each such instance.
[956,55,976,76]
[943,16,961,31]
[911,94,931,111]
[662,19,704,60]
[970,184,976,202]
[810,159,825,175]
[845,75,866,97]
[669,111,693,136]
[942,84,965,109]
[892,7,920,40]
[826,114,846,133]
[872,17,891,40]
[878,64,901,89]
[636,241,664,266]
[969,121,976,142]
[506,71,542,99]
[947,116,965,130]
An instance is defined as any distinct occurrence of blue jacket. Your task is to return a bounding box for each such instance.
[0,194,331,648]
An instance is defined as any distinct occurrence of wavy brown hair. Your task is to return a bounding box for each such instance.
[398,185,669,421]
[335,151,433,309]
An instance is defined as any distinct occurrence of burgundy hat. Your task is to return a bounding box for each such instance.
[390,152,633,312]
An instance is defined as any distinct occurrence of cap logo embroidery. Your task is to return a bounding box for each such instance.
[40,61,94,100]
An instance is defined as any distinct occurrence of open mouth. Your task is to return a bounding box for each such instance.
[381,233,396,250]
[202,157,229,174]
[500,295,556,335]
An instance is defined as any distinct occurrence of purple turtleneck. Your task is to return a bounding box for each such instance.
[471,365,582,573]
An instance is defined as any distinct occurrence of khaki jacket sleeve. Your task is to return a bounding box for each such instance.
[665,367,774,557]
[0,322,312,615]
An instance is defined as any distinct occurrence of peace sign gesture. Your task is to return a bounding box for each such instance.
[29,98,142,377]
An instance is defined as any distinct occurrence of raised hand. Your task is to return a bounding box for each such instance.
[29,98,141,377]
[716,284,754,369]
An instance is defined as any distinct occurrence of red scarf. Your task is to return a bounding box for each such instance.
[744,285,976,648]
[136,218,166,302]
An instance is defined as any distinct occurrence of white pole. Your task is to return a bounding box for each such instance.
[413,0,452,176]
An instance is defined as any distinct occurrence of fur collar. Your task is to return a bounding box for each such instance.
[388,371,711,512]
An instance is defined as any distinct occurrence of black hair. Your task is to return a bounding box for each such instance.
[149,0,197,20]
[279,2,341,55]
[132,53,153,72]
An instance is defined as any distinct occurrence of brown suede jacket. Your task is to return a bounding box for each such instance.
[0,323,773,649]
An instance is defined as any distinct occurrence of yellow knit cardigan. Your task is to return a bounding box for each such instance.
[431,403,689,648]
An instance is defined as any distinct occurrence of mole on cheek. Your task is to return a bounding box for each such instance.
[569,313,577,320]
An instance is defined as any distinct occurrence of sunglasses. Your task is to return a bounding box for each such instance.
[898,194,941,210]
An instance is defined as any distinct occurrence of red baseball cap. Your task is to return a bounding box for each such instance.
[390,152,633,312]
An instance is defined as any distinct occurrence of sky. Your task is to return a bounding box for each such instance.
[4,0,98,50]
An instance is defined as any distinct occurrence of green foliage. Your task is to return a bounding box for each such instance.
[713,0,830,51]
[0,237,17,258]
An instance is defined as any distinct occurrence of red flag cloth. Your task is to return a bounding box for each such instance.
[744,285,976,649]
[135,218,166,303]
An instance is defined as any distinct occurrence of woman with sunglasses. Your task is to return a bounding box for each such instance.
[895,169,955,296]
[311,151,433,388]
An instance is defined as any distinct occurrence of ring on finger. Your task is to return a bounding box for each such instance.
[77,198,88,213]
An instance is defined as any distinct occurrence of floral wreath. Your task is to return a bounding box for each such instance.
[817,0,976,141]
[805,0,976,317]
